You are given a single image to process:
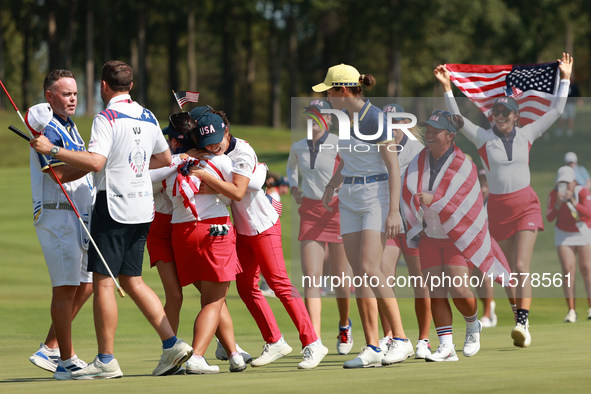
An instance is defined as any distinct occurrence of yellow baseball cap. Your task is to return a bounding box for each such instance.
[312,64,361,92]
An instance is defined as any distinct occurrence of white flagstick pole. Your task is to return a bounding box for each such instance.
[1,80,27,128]
[172,90,184,111]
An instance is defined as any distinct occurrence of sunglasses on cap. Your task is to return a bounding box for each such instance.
[491,107,513,117]
[169,112,197,134]
[192,105,215,122]
[432,109,452,118]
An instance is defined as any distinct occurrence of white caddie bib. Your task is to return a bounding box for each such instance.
[89,97,168,224]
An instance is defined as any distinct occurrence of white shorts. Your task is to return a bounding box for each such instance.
[554,227,591,247]
[338,181,389,235]
[35,208,92,287]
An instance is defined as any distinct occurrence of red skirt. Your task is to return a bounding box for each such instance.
[147,212,174,267]
[172,217,241,286]
[487,185,544,242]
[419,236,468,271]
[298,196,342,243]
[386,233,420,256]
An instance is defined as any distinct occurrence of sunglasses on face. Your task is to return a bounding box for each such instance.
[169,112,197,133]
[492,108,512,117]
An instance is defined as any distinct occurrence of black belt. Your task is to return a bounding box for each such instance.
[42,202,74,211]
[343,173,388,184]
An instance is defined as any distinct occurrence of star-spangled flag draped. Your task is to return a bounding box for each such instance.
[445,61,560,126]
[173,90,200,109]
[401,146,512,286]
[173,160,201,219]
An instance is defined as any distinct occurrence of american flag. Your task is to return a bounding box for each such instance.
[446,62,560,126]
[401,146,511,285]
[266,194,282,216]
[173,159,201,219]
[173,90,200,109]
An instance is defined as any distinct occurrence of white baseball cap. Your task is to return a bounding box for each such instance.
[564,152,578,164]
[556,166,575,184]
[25,103,53,136]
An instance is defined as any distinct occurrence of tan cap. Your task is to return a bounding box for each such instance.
[312,64,361,92]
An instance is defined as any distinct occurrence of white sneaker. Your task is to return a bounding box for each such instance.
[251,336,293,367]
[53,356,87,380]
[588,307,591,320]
[215,339,253,363]
[382,338,414,365]
[186,355,219,374]
[298,341,328,369]
[481,301,497,328]
[415,339,432,359]
[29,343,60,373]
[481,316,493,328]
[152,339,193,376]
[343,346,384,368]
[463,320,482,357]
[378,336,392,352]
[71,356,123,379]
[511,320,531,348]
[259,279,276,298]
[425,343,459,362]
[337,319,353,355]
[229,354,247,372]
[564,309,577,323]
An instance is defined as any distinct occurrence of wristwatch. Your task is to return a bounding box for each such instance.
[50,146,60,158]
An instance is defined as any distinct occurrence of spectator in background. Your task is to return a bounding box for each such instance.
[564,152,591,190]
[265,172,282,201]
[546,165,591,322]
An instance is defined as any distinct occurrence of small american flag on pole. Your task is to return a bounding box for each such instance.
[446,62,560,126]
[173,90,200,109]
[266,194,283,216]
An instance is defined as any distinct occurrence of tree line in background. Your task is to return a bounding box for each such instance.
[0,0,590,127]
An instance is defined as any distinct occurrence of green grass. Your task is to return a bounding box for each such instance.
[1,107,591,392]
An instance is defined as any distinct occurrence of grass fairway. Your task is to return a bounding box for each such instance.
[1,107,591,392]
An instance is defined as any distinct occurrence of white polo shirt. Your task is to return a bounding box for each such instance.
[227,137,279,236]
[286,132,340,200]
[444,79,570,194]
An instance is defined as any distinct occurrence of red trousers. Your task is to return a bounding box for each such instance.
[235,221,317,346]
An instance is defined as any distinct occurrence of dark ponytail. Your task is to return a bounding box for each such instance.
[450,114,464,131]
[359,74,376,90]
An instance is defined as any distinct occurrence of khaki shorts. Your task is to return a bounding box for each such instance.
[338,181,389,235]
[35,208,92,287]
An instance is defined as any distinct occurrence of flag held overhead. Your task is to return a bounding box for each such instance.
[445,61,560,126]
